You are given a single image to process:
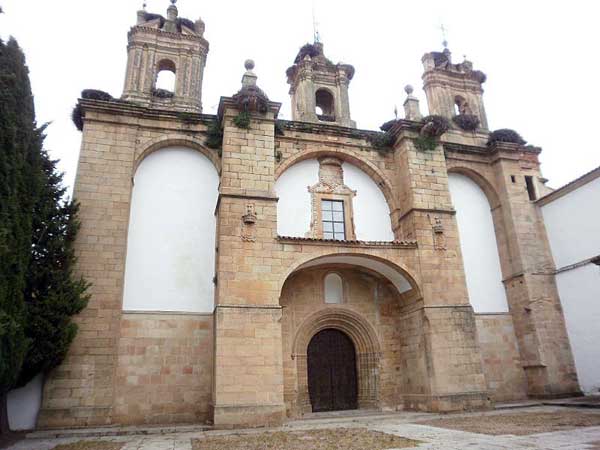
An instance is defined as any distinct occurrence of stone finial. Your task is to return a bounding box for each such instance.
[233,59,269,113]
[195,18,205,36]
[167,0,178,20]
[242,59,257,87]
[137,9,147,24]
[403,83,422,121]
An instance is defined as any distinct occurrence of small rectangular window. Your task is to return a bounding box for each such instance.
[322,200,346,240]
[525,175,537,201]
[511,175,516,183]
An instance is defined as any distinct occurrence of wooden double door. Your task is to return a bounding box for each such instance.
[307,329,358,412]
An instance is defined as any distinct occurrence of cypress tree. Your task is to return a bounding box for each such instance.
[18,148,89,388]
[0,37,38,434]
[0,36,89,432]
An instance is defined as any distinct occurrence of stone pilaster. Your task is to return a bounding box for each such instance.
[38,106,137,428]
[392,130,490,411]
[490,143,580,397]
[212,100,286,427]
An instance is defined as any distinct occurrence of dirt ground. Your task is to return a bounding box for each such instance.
[0,432,25,450]
[50,442,123,450]
[191,428,420,450]
[416,410,600,436]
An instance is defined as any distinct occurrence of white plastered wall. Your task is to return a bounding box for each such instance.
[448,173,509,313]
[7,373,43,431]
[554,265,600,394]
[541,174,600,394]
[275,159,394,241]
[542,176,600,267]
[122,147,219,313]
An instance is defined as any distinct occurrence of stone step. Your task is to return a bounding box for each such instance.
[26,424,211,440]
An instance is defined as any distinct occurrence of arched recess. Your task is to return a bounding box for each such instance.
[122,146,219,313]
[292,307,382,412]
[275,150,396,213]
[324,272,343,304]
[275,155,396,241]
[134,135,221,175]
[155,59,177,92]
[315,88,336,121]
[281,253,420,297]
[448,171,509,313]
[447,166,501,209]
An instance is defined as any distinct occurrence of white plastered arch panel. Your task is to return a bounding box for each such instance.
[275,159,394,241]
[448,172,509,313]
[122,146,219,312]
[298,255,413,295]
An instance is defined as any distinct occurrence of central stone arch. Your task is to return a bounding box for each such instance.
[292,307,382,413]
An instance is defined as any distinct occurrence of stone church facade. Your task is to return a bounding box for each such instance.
[37,3,581,429]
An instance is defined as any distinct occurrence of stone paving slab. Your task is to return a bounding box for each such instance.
[8,406,600,450]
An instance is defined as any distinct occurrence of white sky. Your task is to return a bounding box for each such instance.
[1,0,599,191]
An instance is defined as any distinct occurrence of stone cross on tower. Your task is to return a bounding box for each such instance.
[440,23,448,48]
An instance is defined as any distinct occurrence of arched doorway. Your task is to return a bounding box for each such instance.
[307,329,358,412]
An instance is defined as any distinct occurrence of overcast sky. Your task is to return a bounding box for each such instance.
[1,0,599,191]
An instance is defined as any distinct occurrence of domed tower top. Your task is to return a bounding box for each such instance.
[286,42,356,128]
[122,1,209,112]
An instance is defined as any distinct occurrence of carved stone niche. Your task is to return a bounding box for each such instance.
[241,204,257,242]
[430,215,446,250]
[308,157,356,240]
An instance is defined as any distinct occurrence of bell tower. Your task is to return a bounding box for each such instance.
[122,0,209,112]
[421,44,488,130]
[286,42,356,128]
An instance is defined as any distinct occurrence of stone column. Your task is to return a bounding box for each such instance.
[357,352,380,409]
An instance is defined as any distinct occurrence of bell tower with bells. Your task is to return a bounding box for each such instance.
[122,0,209,112]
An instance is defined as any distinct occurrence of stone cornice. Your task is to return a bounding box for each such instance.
[397,207,456,223]
[79,98,215,125]
[422,69,484,92]
[443,142,489,155]
[217,96,281,120]
[277,236,418,249]
[128,25,209,48]
[277,119,420,142]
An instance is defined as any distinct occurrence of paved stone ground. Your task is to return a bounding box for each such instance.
[7,406,600,450]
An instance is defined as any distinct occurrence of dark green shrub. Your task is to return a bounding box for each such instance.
[205,120,223,150]
[233,111,251,129]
